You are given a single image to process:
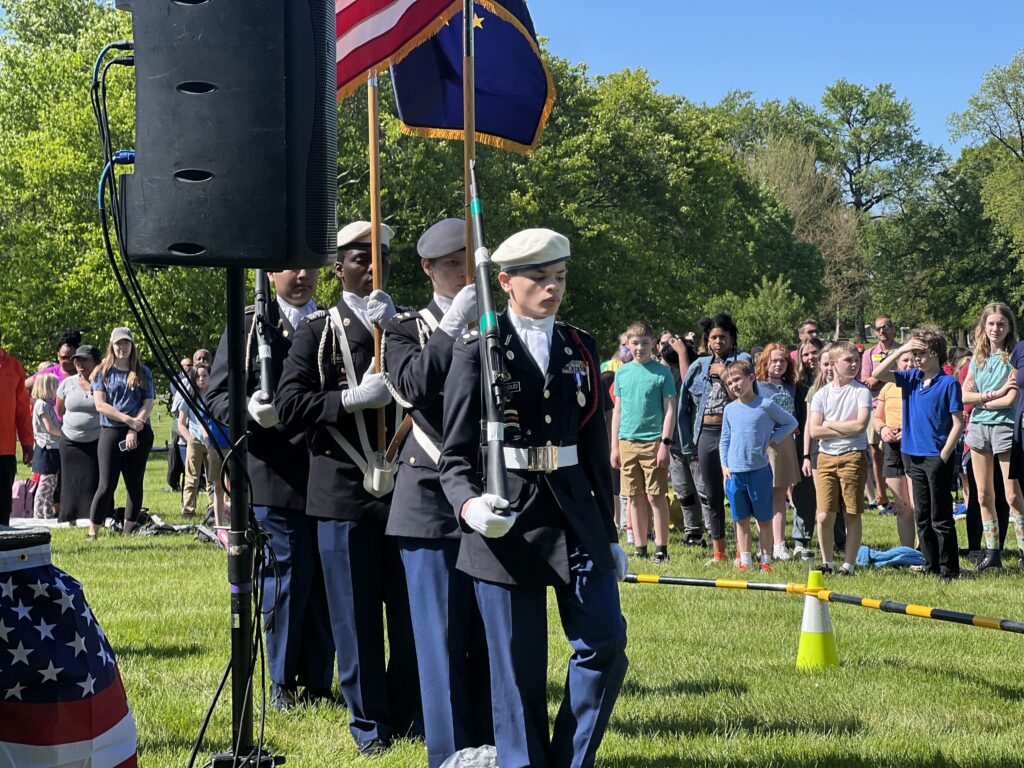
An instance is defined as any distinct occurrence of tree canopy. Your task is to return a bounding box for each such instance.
[2,2,1023,366]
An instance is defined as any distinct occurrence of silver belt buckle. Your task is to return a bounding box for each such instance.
[527,445,558,473]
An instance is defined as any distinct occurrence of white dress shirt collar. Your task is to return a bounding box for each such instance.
[276,296,317,330]
[342,291,371,331]
[507,308,555,373]
[433,292,453,314]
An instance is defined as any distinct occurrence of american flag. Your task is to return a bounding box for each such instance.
[0,540,138,768]
[336,0,457,97]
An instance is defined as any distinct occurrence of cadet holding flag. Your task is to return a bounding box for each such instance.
[440,228,629,768]
[382,218,493,768]
[275,221,421,756]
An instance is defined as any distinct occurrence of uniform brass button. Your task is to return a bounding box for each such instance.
[409,457,416,464]
[544,415,552,424]
[564,346,572,355]
[546,440,552,446]
[543,390,550,399]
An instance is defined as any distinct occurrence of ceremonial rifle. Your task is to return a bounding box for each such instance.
[468,160,510,498]
[253,269,275,398]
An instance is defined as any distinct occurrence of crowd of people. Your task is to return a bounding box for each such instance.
[0,326,163,537]
[3,224,1024,768]
[602,307,1024,580]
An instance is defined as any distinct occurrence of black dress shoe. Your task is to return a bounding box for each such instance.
[269,683,299,712]
[357,738,390,757]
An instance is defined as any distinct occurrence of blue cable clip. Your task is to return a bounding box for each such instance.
[113,150,136,165]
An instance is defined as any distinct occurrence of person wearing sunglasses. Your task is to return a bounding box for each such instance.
[862,317,898,512]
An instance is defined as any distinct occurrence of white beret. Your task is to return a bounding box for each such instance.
[417,218,466,260]
[337,220,395,250]
[491,228,570,271]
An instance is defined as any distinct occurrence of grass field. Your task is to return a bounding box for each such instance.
[16,448,1024,767]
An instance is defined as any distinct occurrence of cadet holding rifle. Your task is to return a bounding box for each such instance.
[439,228,629,768]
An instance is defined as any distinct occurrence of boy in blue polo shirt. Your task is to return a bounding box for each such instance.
[720,361,798,571]
[873,330,965,579]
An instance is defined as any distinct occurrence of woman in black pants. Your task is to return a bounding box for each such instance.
[88,328,155,539]
[56,344,103,525]
[678,314,751,565]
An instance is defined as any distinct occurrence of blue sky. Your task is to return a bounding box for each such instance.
[529,1,1024,154]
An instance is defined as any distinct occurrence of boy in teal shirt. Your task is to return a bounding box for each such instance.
[611,321,677,562]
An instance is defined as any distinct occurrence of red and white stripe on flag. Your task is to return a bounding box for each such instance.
[336,0,456,97]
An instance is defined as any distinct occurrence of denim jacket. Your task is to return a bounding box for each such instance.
[677,350,752,456]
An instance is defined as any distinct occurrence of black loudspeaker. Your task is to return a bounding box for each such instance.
[115,0,337,269]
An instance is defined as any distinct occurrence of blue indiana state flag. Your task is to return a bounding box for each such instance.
[390,0,555,154]
[0,536,138,767]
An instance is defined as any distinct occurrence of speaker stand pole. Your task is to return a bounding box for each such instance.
[211,267,282,768]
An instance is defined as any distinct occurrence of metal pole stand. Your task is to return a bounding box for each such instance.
[209,267,284,768]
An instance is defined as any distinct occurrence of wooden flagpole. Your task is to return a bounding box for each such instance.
[367,73,387,451]
[463,0,476,280]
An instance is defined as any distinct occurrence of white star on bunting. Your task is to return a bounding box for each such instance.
[55,591,75,614]
[9,641,32,665]
[0,578,13,599]
[4,682,25,700]
[12,600,31,621]
[78,674,96,696]
[28,580,49,598]
[39,661,63,682]
[34,618,56,640]
[0,619,11,643]
[67,633,87,657]
[81,605,94,627]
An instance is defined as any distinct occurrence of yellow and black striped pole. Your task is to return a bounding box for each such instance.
[805,587,1024,635]
[625,573,1024,635]
[624,573,802,593]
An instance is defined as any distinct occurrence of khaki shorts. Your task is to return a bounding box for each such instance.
[815,450,868,516]
[619,439,668,497]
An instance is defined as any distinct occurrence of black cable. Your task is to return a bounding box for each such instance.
[93,41,280,766]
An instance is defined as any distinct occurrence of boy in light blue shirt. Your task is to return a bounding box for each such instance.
[720,361,798,571]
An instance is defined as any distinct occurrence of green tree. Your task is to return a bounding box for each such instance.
[951,50,1024,257]
[0,0,227,385]
[706,276,807,350]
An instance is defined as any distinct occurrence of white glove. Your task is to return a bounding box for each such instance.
[611,543,628,582]
[462,494,515,538]
[367,289,396,329]
[341,372,392,412]
[439,284,478,337]
[247,392,279,428]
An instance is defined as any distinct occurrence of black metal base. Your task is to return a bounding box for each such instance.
[209,750,285,768]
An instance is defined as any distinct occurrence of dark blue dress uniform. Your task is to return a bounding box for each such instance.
[440,312,628,768]
[274,299,421,751]
[206,300,334,695]
[383,301,493,768]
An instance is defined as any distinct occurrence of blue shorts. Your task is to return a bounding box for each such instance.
[726,466,774,523]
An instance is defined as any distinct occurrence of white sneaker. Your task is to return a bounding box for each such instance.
[773,545,792,561]
[792,544,815,561]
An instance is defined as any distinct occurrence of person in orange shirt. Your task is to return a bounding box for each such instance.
[0,343,34,525]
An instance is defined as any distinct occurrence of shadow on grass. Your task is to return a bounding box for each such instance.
[620,677,748,698]
[879,657,1024,702]
[610,712,863,739]
[118,642,205,661]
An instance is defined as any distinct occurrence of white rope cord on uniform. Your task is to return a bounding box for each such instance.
[379,320,416,410]
[317,320,333,390]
